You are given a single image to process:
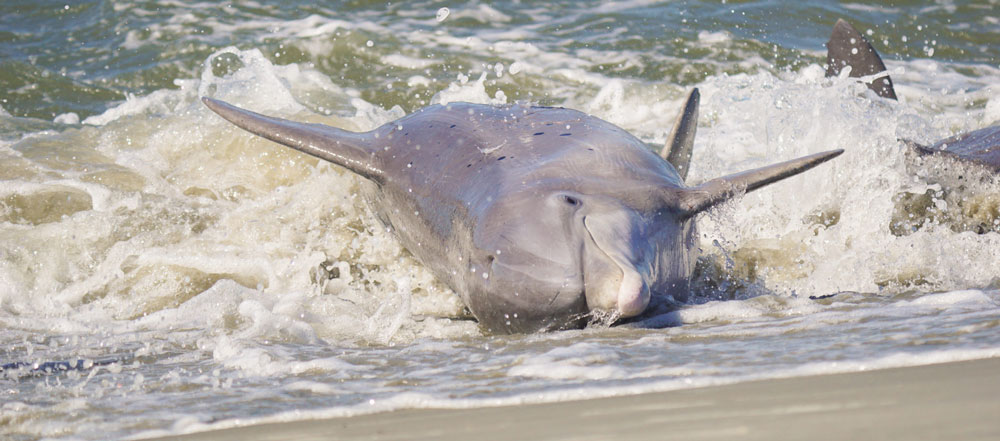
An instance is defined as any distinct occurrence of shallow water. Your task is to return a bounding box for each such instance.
[2,1,1000,439]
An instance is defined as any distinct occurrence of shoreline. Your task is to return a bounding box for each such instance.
[150,356,1000,441]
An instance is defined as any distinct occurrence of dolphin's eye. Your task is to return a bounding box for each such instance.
[562,195,580,206]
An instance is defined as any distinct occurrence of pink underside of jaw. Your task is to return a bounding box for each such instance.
[616,267,649,317]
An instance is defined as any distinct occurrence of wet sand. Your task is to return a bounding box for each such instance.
[150,357,1000,441]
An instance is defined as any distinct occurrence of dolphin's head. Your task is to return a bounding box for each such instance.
[462,101,841,333]
[470,178,696,333]
[578,194,696,318]
[462,112,701,333]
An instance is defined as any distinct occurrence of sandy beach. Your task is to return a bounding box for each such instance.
[150,357,1000,441]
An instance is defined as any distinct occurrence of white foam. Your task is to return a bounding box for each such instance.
[382,54,438,70]
[698,30,732,44]
[896,290,997,308]
[508,343,627,380]
[449,4,512,24]
[687,65,1000,299]
[53,112,80,125]
[983,86,1000,124]
[211,335,356,377]
[431,71,506,106]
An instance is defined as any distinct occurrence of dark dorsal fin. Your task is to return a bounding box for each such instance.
[826,19,897,100]
[678,149,844,218]
[661,88,700,182]
[202,97,384,182]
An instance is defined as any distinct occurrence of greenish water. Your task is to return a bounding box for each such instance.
[3,1,999,120]
[2,1,999,439]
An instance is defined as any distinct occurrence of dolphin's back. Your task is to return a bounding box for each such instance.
[914,125,1000,172]
[374,103,684,219]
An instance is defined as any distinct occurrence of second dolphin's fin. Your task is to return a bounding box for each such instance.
[825,19,897,100]
[202,97,384,182]
[661,88,700,182]
[677,149,844,217]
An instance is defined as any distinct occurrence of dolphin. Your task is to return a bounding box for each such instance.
[202,96,841,333]
[825,18,1000,172]
[1,356,131,378]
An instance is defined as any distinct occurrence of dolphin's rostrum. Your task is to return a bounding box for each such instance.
[203,96,841,333]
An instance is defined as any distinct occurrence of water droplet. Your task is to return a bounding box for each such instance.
[436,7,450,22]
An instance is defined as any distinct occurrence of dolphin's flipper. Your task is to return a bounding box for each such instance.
[661,88,700,182]
[825,19,897,100]
[201,98,383,181]
[678,149,844,217]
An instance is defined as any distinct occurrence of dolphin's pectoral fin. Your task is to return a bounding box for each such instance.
[678,149,844,217]
[825,19,897,100]
[202,97,383,182]
[661,88,700,182]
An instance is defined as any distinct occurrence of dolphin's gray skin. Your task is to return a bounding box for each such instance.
[1,356,130,378]
[203,97,841,333]
[826,19,897,100]
[826,18,1000,171]
[661,88,700,181]
[908,127,1000,173]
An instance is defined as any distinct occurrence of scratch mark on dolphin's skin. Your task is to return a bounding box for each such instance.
[548,289,568,306]
[479,140,507,155]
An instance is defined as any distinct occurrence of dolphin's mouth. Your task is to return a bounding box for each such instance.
[582,214,650,318]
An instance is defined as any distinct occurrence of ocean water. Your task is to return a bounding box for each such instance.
[2,1,1000,439]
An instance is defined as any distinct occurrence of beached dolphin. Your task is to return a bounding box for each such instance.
[203,96,841,333]
[826,18,1000,172]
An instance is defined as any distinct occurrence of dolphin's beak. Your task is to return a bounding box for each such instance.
[582,212,650,318]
